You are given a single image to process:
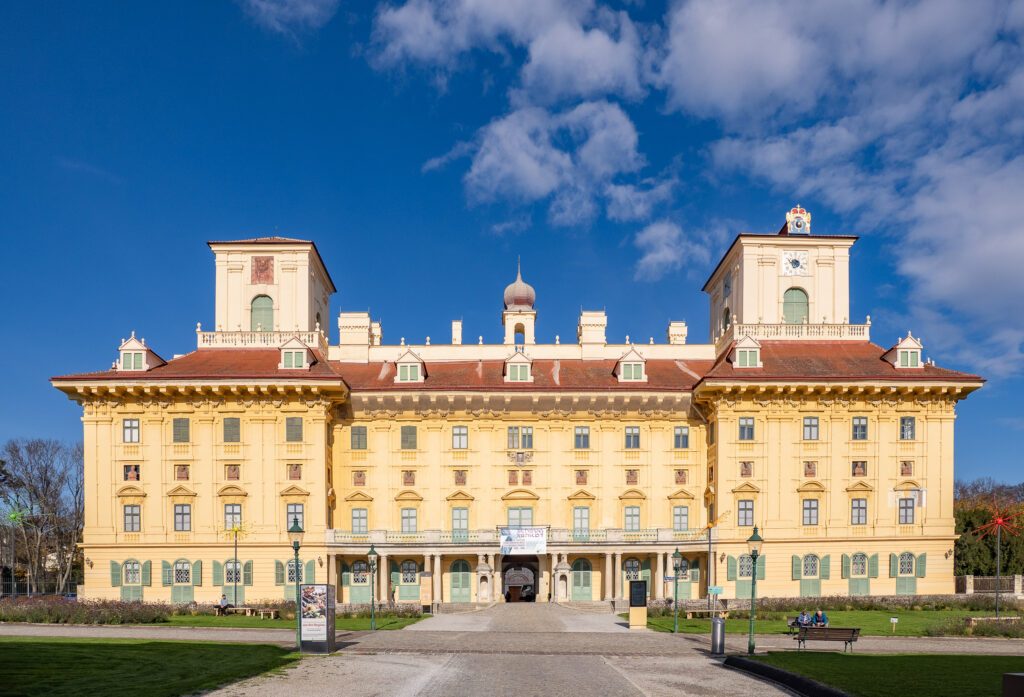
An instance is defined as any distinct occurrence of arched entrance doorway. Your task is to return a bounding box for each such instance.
[450,559,472,603]
[502,555,538,602]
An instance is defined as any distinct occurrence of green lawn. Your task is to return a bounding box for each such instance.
[639,609,1008,636]
[752,652,1024,697]
[164,613,422,631]
[0,636,298,697]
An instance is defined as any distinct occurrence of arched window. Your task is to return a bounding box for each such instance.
[352,560,369,584]
[851,553,868,577]
[803,554,820,578]
[287,558,302,584]
[738,555,753,578]
[123,560,141,585]
[401,560,418,584]
[225,559,242,584]
[624,558,641,581]
[783,288,809,324]
[722,307,731,331]
[173,560,191,585]
[899,552,915,576]
[251,295,274,331]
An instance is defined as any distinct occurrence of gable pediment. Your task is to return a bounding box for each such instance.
[619,488,647,500]
[731,482,761,494]
[344,491,374,502]
[894,480,922,491]
[217,485,248,497]
[797,481,826,493]
[567,489,596,501]
[395,489,424,502]
[501,488,539,501]
[280,337,309,350]
[395,348,424,364]
[166,485,196,497]
[116,485,146,498]
[446,490,475,502]
[279,485,310,497]
[668,487,695,500]
[846,481,875,492]
[617,347,646,363]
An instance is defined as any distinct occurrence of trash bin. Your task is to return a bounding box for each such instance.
[711,617,726,655]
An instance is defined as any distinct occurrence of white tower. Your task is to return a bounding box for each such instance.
[502,261,537,345]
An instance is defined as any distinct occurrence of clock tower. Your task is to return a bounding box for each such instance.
[702,206,859,343]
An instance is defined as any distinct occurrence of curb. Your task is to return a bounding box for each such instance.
[722,655,852,697]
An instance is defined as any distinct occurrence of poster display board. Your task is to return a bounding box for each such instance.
[628,580,648,630]
[299,584,336,654]
[498,527,547,555]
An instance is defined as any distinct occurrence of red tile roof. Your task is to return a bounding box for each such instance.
[702,341,982,383]
[52,349,344,382]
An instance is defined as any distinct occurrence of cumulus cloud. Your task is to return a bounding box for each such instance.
[238,0,340,36]
[633,220,710,281]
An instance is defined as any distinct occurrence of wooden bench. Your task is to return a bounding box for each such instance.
[256,608,279,620]
[225,606,254,616]
[794,627,860,652]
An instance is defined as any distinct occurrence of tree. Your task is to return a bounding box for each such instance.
[0,439,84,593]
[954,478,1024,576]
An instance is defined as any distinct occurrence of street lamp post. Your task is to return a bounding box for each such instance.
[367,545,379,631]
[746,526,763,656]
[232,526,239,607]
[288,516,305,650]
[672,548,683,634]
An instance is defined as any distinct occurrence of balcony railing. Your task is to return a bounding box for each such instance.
[196,326,328,353]
[327,527,709,546]
[716,320,871,351]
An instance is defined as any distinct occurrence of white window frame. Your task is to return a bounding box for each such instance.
[123,560,142,585]
[851,553,868,577]
[673,505,689,532]
[398,363,421,382]
[573,506,590,532]
[738,555,753,578]
[802,499,819,526]
[507,507,533,528]
[452,426,469,450]
[803,554,820,578]
[900,416,916,441]
[574,426,590,449]
[352,508,368,534]
[674,426,689,449]
[624,558,641,581]
[123,419,140,444]
[123,504,141,532]
[401,560,418,584]
[899,497,915,525]
[400,507,418,533]
[802,417,819,441]
[620,362,644,380]
[286,503,304,531]
[224,503,242,530]
[174,560,191,584]
[624,426,640,449]
[851,498,867,525]
[899,552,915,575]
[738,417,755,441]
[352,560,369,584]
[852,417,868,441]
[738,499,754,527]
[624,506,640,531]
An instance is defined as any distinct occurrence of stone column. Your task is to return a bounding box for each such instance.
[550,552,559,601]
[604,553,613,600]
[654,552,664,600]
[433,554,442,603]
[494,554,503,601]
[614,551,622,599]
[423,554,433,605]
[378,553,389,605]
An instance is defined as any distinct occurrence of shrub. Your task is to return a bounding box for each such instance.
[924,616,1024,638]
[0,597,169,624]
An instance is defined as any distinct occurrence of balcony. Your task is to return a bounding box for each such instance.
[717,320,871,351]
[196,327,329,353]
[326,527,710,547]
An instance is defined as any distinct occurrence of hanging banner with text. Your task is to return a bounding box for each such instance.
[499,527,547,555]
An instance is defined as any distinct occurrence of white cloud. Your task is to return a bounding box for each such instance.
[239,0,340,36]
[605,179,675,222]
[633,220,709,281]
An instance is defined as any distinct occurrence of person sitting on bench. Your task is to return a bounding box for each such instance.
[216,594,233,616]
[812,609,829,627]
[797,610,812,627]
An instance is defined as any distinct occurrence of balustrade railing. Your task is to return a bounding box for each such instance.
[196,327,328,352]
[327,527,709,546]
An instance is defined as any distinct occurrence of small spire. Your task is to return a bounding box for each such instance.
[517,255,522,280]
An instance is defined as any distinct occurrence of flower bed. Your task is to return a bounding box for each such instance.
[0,596,170,624]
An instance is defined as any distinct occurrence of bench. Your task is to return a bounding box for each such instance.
[794,627,860,652]
[685,609,729,619]
[256,608,280,620]
[224,606,254,616]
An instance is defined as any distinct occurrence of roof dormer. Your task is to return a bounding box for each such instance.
[615,347,647,382]
[278,337,314,370]
[884,332,924,369]
[394,349,426,383]
[117,332,165,372]
[731,335,762,368]
[504,349,533,383]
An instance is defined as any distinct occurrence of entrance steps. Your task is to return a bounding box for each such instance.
[557,601,617,613]
[434,602,495,614]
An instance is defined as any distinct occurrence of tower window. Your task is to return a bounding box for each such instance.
[782,288,809,324]
[250,295,274,332]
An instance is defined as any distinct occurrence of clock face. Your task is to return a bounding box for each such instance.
[790,257,802,269]
[782,251,810,276]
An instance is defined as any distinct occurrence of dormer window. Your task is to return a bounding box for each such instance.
[121,352,145,371]
[621,363,644,380]
[732,335,762,368]
[885,332,924,369]
[899,349,920,368]
[398,364,420,381]
[616,348,647,383]
[394,349,426,383]
[282,350,306,369]
[507,364,530,382]
[116,331,165,372]
[278,338,312,370]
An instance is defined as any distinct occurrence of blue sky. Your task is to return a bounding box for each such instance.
[1,0,1022,481]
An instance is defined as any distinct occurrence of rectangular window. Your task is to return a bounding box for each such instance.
[737,348,759,367]
[508,364,530,381]
[624,506,640,531]
[802,499,819,526]
[400,425,417,450]
[624,426,640,449]
[521,426,533,449]
[224,503,242,530]
[802,417,819,441]
[621,362,644,380]
[350,426,367,450]
[852,416,868,440]
[507,426,519,449]
[573,506,590,533]
[851,498,867,525]
[123,505,141,532]
[452,507,468,534]
[900,416,916,441]
[852,461,867,477]
[352,508,368,534]
[172,418,190,443]
[452,426,468,449]
[225,464,240,480]
[673,426,689,449]
[123,419,140,443]
[123,464,140,481]
[899,497,915,525]
[739,461,753,478]
[174,504,191,532]
[574,426,590,449]
[398,364,420,381]
[673,505,689,531]
[507,507,533,528]
[223,417,240,443]
[738,417,755,441]
[285,417,303,443]
[287,503,304,531]
[401,508,417,533]
[738,500,754,527]
[709,422,715,445]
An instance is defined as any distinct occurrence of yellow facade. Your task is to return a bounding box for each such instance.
[55,220,981,606]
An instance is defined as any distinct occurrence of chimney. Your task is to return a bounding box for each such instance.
[338,312,371,346]
[667,321,688,345]
[452,320,463,345]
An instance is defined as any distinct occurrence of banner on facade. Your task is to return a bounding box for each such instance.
[499,526,547,555]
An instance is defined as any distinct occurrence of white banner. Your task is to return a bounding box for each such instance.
[499,526,547,555]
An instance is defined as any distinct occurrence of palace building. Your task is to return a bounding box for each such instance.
[53,208,983,607]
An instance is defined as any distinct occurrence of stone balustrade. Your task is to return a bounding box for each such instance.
[195,326,328,352]
[715,320,871,351]
[327,527,710,546]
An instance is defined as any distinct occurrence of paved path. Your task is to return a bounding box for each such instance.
[0,622,297,646]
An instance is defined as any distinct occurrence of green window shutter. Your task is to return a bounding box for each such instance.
[275,560,285,585]
[162,561,172,586]
[820,555,830,580]
[916,553,927,578]
[727,556,736,581]
[841,554,850,579]
[193,560,203,586]
[213,561,224,586]
[756,554,766,581]
[889,553,898,578]
[791,555,802,580]
[868,553,879,578]
[141,561,152,586]
[243,560,254,586]
[110,560,122,587]
[690,557,700,583]
[305,560,315,584]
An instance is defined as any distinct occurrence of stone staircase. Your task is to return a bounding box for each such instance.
[557,600,618,613]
